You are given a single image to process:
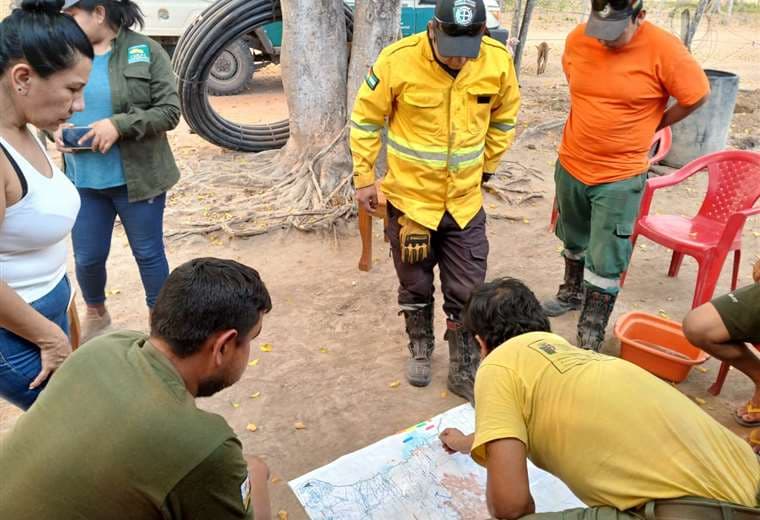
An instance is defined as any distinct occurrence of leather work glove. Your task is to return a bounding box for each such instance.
[398,215,431,264]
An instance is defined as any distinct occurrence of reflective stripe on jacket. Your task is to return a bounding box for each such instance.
[350,32,520,230]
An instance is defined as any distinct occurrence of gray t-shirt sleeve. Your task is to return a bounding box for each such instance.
[163,438,253,520]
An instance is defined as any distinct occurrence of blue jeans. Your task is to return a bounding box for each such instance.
[0,276,70,410]
[72,186,169,308]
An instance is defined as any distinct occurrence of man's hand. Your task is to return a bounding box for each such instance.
[399,215,431,263]
[439,428,474,454]
[81,119,120,154]
[356,184,378,213]
[753,257,760,283]
[29,322,72,389]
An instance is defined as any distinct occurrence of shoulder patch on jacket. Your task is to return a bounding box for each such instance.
[127,44,151,64]
[365,67,380,90]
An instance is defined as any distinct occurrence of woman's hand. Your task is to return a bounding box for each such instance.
[81,119,121,154]
[54,123,74,154]
[29,323,72,389]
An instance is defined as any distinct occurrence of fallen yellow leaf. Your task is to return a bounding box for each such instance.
[696,366,708,373]
[440,390,449,398]
[249,392,261,399]
[658,309,670,319]
[260,343,273,353]
[248,359,260,367]
[694,397,706,405]
[278,511,288,520]
[522,218,530,224]
[639,244,648,251]
[231,403,240,409]
[294,421,306,430]
[319,347,329,354]
[389,380,401,388]
[246,423,257,432]
[271,476,282,484]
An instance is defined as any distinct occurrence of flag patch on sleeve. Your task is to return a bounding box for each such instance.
[365,67,380,91]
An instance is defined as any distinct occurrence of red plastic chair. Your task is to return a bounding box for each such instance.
[548,127,672,232]
[624,150,760,309]
[709,344,760,396]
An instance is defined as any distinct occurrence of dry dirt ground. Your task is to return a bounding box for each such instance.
[1,11,760,520]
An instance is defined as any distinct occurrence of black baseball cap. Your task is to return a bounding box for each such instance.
[433,0,487,59]
[586,0,643,41]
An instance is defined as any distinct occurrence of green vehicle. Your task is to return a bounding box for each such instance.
[140,0,505,96]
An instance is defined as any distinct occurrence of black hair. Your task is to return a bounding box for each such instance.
[150,258,273,358]
[71,0,144,30]
[0,0,93,78]
[463,277,551,352]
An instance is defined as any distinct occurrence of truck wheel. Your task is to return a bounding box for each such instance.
[207,38,254,96]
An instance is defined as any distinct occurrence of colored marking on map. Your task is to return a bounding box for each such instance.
[416,422,426,428]
[402,436,413,443]
[425,424,436,430]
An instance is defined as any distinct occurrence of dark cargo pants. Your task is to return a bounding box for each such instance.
[386,202,488,322]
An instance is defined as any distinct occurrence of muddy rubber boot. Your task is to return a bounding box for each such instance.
[401,305,435,387]
[576,285,617,352]
[542,255,584,317]
[445,320,480,405]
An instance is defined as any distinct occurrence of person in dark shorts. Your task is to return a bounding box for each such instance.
[684,258,760,434]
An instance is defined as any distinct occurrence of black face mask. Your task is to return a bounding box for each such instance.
[433,17,485,37]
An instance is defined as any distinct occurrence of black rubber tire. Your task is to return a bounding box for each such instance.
[172,0,353,152]
[206,38,255,96]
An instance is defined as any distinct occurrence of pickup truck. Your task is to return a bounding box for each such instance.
[140,0,506,95]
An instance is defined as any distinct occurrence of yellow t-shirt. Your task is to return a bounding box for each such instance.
[471,332,760,510]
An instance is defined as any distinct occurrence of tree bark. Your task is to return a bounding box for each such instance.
[512,0,536,79]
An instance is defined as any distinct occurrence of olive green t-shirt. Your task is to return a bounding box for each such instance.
[0,331,253,519]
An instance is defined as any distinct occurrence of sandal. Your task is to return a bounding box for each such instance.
[734,401,760,427]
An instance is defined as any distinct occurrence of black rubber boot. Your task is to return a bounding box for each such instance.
[542,255,584,317]
[445,320,480,405]
[576,285,618,352]
[401,305,435,387]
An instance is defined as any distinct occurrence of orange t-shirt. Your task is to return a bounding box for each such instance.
[559,21,709,185]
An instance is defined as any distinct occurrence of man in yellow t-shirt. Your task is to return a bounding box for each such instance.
[440,278,760,519]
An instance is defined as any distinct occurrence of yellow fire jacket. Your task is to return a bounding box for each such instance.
[350,32,520,230]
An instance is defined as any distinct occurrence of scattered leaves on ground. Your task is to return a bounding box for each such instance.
[278,511,288,520]
[388,380,401,388]
[694,397,707,405]
[440,390,449,398]
[260,343,273,353]
[294,421,306,430]
[246,423,258,432]
[249,392,261,399]
[248,359,260,367]
[231,403,240,409]
[658,309,670,319]
[319,347,329,354]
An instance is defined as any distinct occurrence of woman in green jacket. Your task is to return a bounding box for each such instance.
[56,0,180,341]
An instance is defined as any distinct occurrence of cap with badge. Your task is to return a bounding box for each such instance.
[62,0,80,8]
[433,0,487,59]
[585,0,643,41]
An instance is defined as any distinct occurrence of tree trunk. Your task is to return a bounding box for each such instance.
[513,0,536,79]
[684,0,711,51]
[510,0,522,42]
[346,0,401,110]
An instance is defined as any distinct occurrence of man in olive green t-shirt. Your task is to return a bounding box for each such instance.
[0,258,273,520]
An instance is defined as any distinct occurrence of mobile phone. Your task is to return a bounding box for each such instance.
[61,127,94,150]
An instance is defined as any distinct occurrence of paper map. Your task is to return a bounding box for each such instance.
[290,404,584,519]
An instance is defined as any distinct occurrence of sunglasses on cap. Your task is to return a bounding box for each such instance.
[591,0,642,16]
[434,17,486,37]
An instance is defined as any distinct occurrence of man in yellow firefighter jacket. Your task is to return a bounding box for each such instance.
[350,0,520,402]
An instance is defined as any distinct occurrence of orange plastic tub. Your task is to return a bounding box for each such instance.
[614,311,709,383]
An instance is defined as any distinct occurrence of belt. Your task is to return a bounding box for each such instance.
[639,498,760,520]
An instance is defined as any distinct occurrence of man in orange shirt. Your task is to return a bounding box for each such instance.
[542,0,710,351]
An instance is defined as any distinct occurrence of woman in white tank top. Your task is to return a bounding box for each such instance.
[0,0,94,409]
